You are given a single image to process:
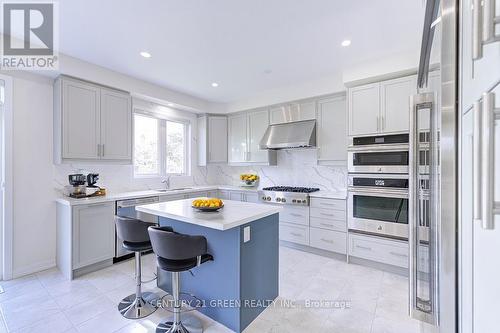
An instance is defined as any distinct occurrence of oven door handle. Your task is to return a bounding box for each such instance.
[348,188,409,198]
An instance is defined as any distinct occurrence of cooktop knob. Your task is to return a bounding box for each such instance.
[281,198,286,203]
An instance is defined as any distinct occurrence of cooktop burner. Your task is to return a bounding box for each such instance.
[262,186,320,193]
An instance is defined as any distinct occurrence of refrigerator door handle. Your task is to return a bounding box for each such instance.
[480,92,500,229]
[473,101,483,223]
[483,0,500,44]
[409,93,438,325]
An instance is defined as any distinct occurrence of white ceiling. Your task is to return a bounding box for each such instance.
[56,0,424,104]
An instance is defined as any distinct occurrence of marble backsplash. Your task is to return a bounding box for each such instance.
[54,149,347,194]
[200,149,347,191]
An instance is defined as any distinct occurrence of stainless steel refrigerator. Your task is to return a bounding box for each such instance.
[410,0,458,332]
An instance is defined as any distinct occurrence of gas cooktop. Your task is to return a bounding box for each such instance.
[258,186,320,206]
[261,186,320,193]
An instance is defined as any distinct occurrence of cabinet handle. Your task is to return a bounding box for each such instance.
[290,213,303,217]
[483,0,500,44]
[320,238,334,244]
[389,251,407,258]
[355,245,372,251]
[376,116,380,132]
[290,232,302,237]
[101,144,105,157]
[381,116,385,131]
[320,213,335,217]
[473,0,483,60]
[320,223,332,227]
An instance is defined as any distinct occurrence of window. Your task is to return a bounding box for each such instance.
[134,112,188,177]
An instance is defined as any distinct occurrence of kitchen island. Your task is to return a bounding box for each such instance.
[136,199,281,333]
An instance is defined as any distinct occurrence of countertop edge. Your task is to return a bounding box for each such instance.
[136,205,281,230]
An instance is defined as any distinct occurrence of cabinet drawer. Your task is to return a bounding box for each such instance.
[349,234,408,268]
[310,207,346,220]
[279,223,309,245]
[310,216,346,232]
[310,228,346,254]
[311,198,346,211]
[280,206,309,226]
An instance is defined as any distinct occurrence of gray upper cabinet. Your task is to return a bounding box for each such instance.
[317,95,347,163]
[348,75,416,136]
[100,88,132,160]
[54,76,132,163]
[197,115,228,166]
[380,75,416,133]
[60,79,101,159]
[228,109,277,165]
[348,82,380,136]
[270,100,316,124]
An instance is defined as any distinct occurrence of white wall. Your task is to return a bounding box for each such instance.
[225,74,345,113]
[8,72,57,277]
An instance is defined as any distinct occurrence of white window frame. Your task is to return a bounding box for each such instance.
[133,108,190,178]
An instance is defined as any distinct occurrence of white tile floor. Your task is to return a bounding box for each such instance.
[0,246,429,333]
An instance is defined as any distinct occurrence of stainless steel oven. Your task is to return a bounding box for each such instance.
[348,134,409,174]
[348,174,429,241]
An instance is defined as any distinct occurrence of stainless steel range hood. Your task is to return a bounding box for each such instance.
[259,119,316,150]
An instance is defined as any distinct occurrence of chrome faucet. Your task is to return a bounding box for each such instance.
[161,176,171,189]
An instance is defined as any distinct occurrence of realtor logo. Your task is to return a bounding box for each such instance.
[1,2,58,70]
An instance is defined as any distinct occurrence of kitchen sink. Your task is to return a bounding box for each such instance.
[155,187,193,192]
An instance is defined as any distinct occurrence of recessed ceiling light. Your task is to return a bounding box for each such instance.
[211,82,219,87]
[341,40,351,47]
[140,51,152,58]
[168,103,174,107]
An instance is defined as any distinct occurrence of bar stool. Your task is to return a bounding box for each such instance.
[148,226,214,333]
[115,216,166,319]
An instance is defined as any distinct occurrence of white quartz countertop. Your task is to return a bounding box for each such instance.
[136,199,281,231]
[309,190,347,200]
[55,185,262,206]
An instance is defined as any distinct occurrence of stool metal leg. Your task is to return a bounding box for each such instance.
[156,272,202,333]
[118,251,158,319]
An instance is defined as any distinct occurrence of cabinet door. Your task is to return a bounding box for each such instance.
[348,83,380,136]
[62,79,100,159]
[461,0,500,111]
[270,105,287,124]
[72,202,114,269]
[208,116,228,163]
[243,192,259,203]
[380,76,416,133]
[297,100,317,121]
[247,109,269,163]
[229,191,243,201]
[100,88,132,160]
[228,114,247,163]
[317,96,347,162]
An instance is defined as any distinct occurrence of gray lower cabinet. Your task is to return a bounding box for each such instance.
[348,233,408,268]
[57,201,115,279]
[310,228,346,253]
[279,222,309,245]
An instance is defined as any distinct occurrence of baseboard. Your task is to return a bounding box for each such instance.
[12,259,56,279]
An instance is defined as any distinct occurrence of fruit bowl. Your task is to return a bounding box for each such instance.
[191,198,224,212]
[240,174,259,187]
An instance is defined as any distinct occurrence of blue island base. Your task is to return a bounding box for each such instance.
[157,213,279,333]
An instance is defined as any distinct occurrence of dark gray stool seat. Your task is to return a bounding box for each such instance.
[157,254,213,272]
[123,241,153,252]
[148,226,213,333]
[115,216,165,319]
